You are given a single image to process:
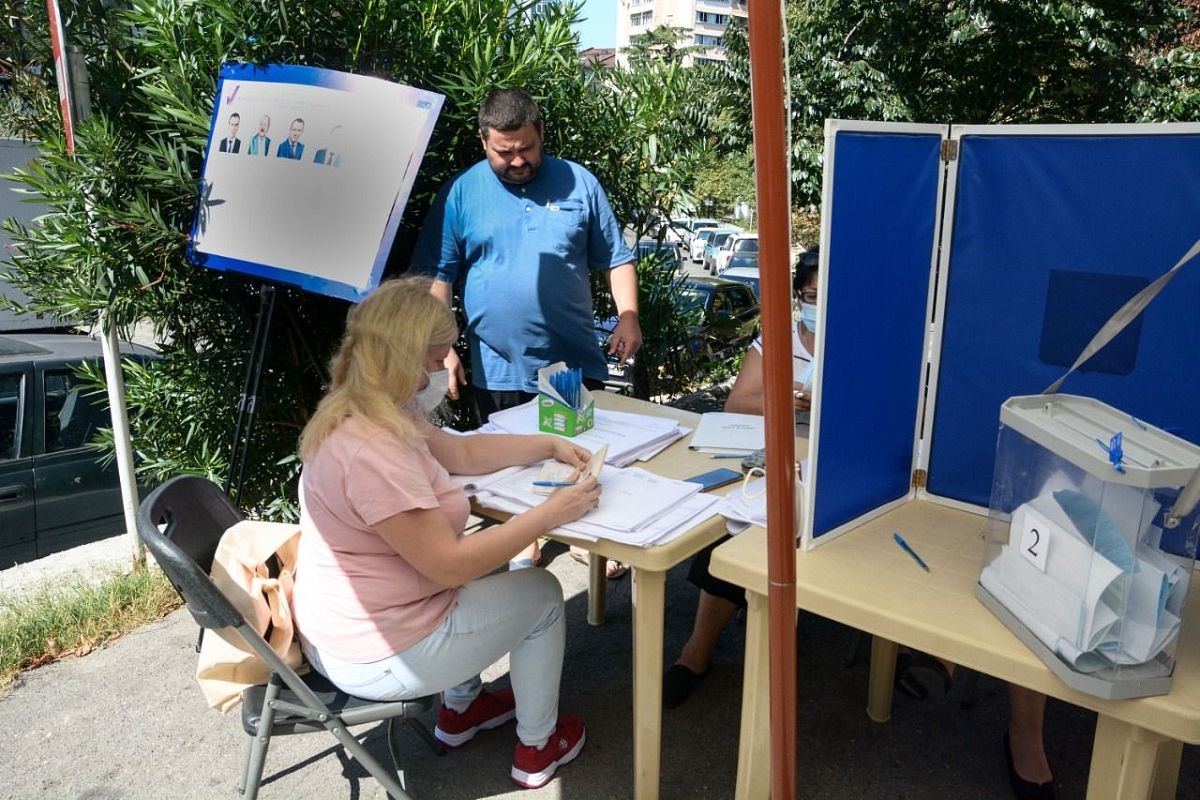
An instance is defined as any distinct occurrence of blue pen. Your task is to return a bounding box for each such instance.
[893,533,930,572]
[532,480,578,488]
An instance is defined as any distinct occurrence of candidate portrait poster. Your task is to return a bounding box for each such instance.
[189,63,443,302]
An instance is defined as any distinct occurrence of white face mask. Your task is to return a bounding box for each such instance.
[414,369,449,414]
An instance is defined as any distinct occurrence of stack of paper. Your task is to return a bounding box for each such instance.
[688,412,765,454]
[471,461,722,548]
[487,400,689,467]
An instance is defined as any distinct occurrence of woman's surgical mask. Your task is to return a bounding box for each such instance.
[798,302,818,333]
[414,369,449,414]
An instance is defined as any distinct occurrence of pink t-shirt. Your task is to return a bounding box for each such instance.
[292,417,470,663]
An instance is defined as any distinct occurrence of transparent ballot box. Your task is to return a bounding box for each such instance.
[977,395,1200,699]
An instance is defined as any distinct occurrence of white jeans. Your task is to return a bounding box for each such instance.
[302,568,565,746]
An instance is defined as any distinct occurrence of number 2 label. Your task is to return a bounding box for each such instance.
[1019,523,1049,572]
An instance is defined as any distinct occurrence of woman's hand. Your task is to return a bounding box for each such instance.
[793,383,812,412]
[537,476,602,528]
[545,436,592,470]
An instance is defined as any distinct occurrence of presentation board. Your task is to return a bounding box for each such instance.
[804,120,1200,549]
[188,63,443,302]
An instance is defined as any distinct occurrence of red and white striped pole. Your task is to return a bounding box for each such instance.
[46,0,76,154]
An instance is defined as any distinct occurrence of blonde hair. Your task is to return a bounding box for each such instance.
[299,276,457,461]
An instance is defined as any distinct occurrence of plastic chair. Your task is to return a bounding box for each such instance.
[137,475,444,800]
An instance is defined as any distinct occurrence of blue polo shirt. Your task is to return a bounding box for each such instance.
[412,156,634,392]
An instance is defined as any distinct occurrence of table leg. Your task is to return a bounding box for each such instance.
[1087,715,1166,800]
[631,567,665,800]
[866,636,899,723]
[1149,738,1182,800]
[587,553,608,626]
[735,590,771,800]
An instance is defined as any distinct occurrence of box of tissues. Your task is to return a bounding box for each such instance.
[537,362,594,437]
[978,394,1200,699]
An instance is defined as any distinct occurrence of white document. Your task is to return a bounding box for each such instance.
[448,465,524,495]
[688,412,765,454]
[488,401,684,466]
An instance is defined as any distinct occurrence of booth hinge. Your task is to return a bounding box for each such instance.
[911,469,928,489]
[940,139,958,161]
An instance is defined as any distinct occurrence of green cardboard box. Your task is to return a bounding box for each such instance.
[537,363,595,437]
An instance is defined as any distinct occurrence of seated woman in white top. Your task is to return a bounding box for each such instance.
[723,251,818,415]
[292,277,600,790]
[663,252,819,711]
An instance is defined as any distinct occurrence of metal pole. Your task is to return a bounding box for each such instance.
[47,0,145,567]
[748,1,798,797]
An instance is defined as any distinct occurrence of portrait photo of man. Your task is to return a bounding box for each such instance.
[276,118,306,160]
[247,114,271,156]
[218,112,242,153]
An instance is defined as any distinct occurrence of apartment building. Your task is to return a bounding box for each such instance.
[615,0,748,66]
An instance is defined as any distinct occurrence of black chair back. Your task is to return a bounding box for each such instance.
[136,476,244,631]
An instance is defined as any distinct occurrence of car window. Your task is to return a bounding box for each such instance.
[43,369,107,453]
[676,284,712,314]
[0,373,22,461]
[727,286,756,316]
[735,238,759,253]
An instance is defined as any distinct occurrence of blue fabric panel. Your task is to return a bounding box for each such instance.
[814,132,943,538]
[928,134,1200,506]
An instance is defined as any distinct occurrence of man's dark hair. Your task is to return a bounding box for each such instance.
[478,89,542,135]
[229,112,240,122]
[793,248,819,293]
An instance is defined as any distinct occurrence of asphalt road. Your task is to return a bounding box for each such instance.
[2,528,1198,799]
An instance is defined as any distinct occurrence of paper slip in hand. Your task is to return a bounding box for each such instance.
[689,412,765,454]
[531,444,609,495]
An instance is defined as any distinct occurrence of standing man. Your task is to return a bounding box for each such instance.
[247,114,271,156]
[412,88,641,423]
[276,118,306,160]
[218,112,241,153]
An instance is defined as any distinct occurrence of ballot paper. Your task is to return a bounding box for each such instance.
[981,490,1185,672]
[688,412,765,454]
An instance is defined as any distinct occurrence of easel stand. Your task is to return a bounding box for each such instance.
[225,283,277,506]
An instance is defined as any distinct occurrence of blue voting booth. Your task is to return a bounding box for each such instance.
[803,120,1200,549]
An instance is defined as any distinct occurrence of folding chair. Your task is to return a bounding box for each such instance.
[137,475,444,800]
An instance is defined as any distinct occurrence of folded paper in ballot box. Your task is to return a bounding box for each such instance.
[977,394,1200,699]
[537,362,594,437]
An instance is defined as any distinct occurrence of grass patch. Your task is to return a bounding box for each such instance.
[0,567,182,697]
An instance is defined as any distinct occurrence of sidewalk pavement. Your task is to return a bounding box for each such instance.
[3,531,1197,800]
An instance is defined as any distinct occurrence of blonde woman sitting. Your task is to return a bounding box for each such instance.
[292,277,599,789]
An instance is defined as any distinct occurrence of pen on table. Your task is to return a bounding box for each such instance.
[709,453,749,459]
[532,480,578,488]
[892,532,930,572]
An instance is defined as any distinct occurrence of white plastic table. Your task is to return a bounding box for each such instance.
[710,500,1200,800]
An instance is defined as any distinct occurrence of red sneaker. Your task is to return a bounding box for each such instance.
[434,688,516,748]
[510,714,586,789]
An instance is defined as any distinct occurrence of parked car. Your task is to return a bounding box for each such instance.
[719,254,762,297]
[715,233,759,275]
[596,276,760,389]
[676,276,761,357]
[0,333,157,567]
[689,226,720,263]
[634,239,685,277]
[703,229,739,274]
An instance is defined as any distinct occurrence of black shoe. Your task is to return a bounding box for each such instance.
[1004,733,1056,800]
[894,651,952,701]
[662,664,708,709]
